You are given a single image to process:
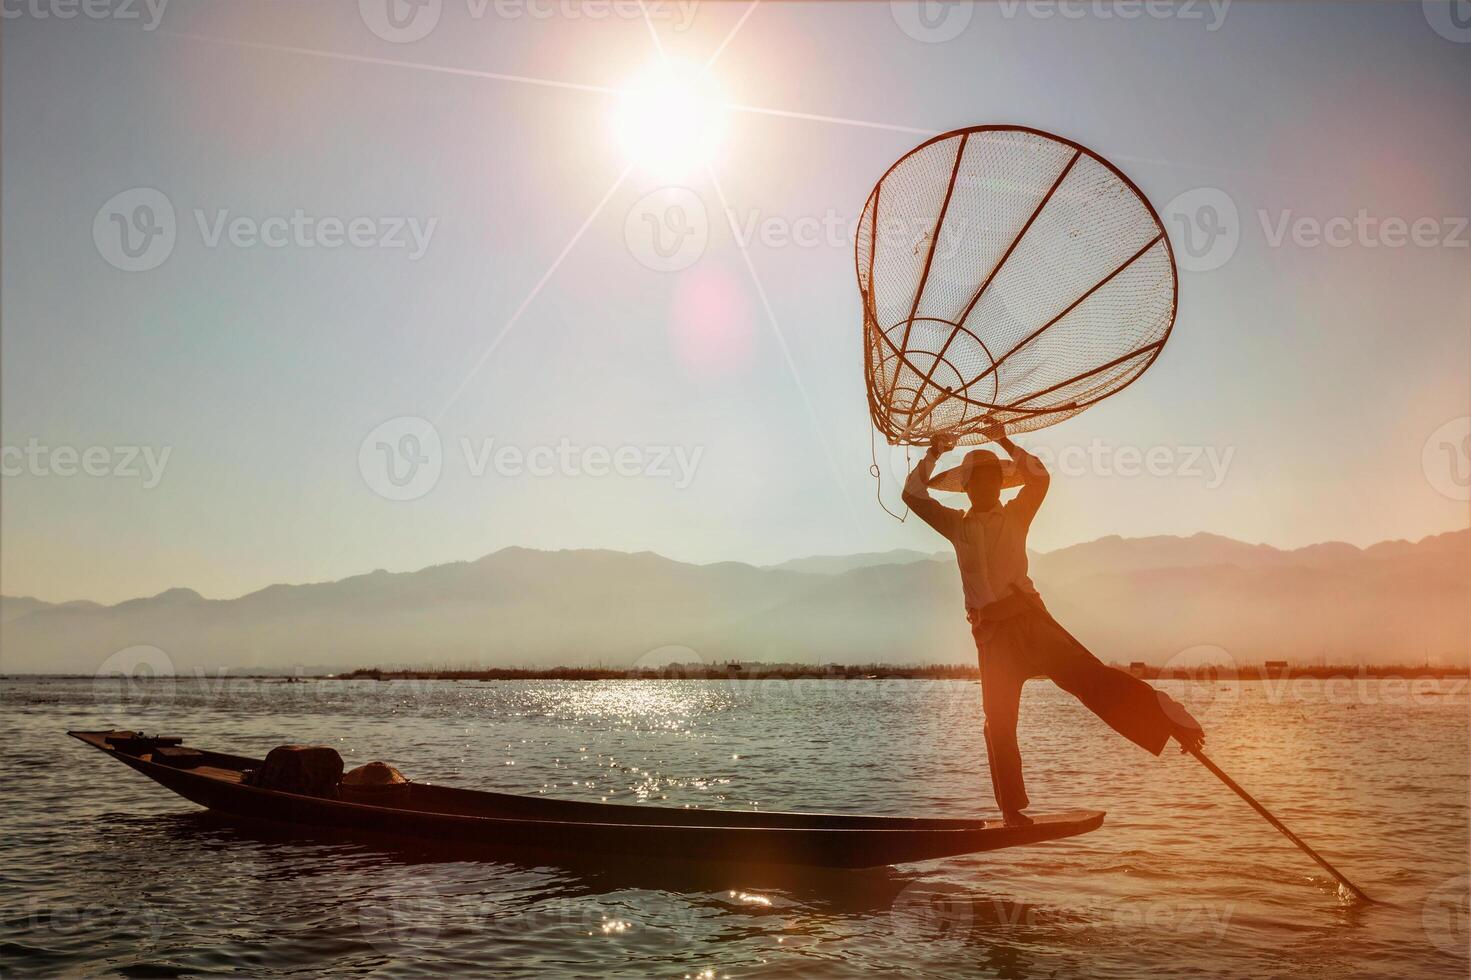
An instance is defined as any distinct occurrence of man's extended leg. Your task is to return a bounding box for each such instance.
[1021,610,1200,756]
[973,619,1030,818]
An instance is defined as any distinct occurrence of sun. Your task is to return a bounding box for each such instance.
[612,61,727,179]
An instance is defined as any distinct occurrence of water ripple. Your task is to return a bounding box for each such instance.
[0,677,1466,977]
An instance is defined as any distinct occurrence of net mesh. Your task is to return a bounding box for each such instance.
[856,127,1176,445]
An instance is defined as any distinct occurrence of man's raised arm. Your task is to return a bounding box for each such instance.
[992,430,1050,526]
[902,439,963,539]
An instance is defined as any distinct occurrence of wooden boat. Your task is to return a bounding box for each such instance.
[69,730,1104,869]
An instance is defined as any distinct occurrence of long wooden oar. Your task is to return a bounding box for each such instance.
[1006,588,1376,903]
[1184,745,1375,903]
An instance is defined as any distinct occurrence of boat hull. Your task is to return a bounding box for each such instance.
[69,730,1104,869]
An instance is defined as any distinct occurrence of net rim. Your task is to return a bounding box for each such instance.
[855,124,1179,445]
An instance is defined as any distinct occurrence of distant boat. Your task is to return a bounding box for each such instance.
[69,730,1103,869]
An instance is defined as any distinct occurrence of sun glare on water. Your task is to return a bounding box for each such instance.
[613,61,727,178]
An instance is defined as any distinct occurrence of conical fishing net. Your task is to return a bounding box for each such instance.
[856,126,1177,446]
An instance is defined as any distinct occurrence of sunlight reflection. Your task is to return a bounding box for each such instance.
[514,680,736,732]
[728,890,773,907]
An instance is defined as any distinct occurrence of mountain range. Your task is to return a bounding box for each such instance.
[2,530,1466,674]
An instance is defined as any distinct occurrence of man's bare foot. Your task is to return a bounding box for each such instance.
[1173,723,1205,754]
[1002,809,1034,827]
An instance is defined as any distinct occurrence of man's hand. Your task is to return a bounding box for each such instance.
[903,434,964,540]
[981,423,1026,459]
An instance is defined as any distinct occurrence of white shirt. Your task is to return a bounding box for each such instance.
[902,450,1047,610]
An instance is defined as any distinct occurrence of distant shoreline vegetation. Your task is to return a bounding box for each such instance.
[6,663,1466,681]
[330,663,1471,682]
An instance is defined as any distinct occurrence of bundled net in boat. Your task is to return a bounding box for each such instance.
[855,126,1177,446]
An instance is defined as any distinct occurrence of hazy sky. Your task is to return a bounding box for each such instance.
[3,0,1469,604]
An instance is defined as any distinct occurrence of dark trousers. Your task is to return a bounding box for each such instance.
[970,604,1178,813]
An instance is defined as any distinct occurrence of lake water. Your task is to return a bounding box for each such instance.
[1,675,1467,977]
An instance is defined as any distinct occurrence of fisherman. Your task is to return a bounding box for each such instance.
[904,427,1205,827]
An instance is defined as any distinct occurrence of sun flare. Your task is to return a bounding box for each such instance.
[613,61,727,178]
